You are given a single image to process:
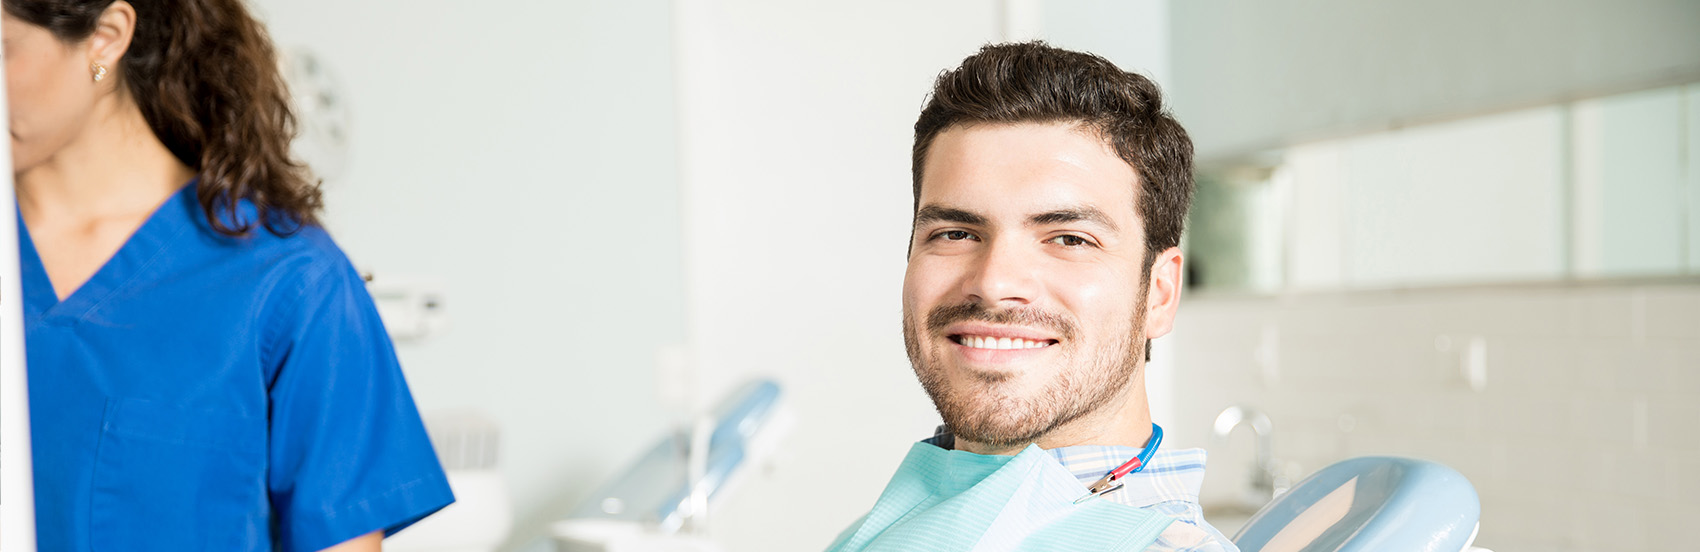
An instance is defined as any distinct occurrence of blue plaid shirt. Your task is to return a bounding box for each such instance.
[925,428,1239,552]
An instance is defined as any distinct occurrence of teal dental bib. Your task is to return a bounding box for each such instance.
[827,442,1174,552]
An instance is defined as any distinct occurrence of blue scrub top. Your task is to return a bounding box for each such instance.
[20,184,455,552]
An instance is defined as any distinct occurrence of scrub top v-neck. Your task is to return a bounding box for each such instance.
[18,184,454,552]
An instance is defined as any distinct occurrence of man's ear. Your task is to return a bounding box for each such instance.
[1142,246,1184,339]
[85,1,137,73]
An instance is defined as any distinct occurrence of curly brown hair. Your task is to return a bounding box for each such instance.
[5,0,322,236]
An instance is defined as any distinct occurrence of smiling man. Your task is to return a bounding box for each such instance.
[827,43,1236,552]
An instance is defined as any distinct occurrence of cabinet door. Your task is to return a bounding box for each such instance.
[1572,87,1687,278]
[1689,86,1700,275]
[1342,107,1567,287]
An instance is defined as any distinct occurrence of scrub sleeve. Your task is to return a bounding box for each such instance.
[266,259,456,552]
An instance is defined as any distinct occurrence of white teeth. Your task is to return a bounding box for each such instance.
[959,335,1051,350]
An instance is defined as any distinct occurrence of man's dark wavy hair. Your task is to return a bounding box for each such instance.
[912,41,1194,259]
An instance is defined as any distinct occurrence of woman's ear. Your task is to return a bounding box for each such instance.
[85,1,137,72]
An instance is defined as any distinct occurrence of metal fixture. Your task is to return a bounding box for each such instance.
[1212,405,1283,501]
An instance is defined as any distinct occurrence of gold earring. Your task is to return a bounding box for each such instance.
[91,62,108,82]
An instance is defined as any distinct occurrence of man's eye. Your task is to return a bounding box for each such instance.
[1049,234,1091,247]
[938,230,976,241]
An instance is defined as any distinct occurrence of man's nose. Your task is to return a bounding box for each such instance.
[962,238,1040,306]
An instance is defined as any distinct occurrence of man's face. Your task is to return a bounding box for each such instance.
[903,122,1154,450]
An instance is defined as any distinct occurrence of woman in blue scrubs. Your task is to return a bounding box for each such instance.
[4,1,454,550]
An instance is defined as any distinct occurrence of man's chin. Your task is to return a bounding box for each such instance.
[948,425,1048,451]
[939,399,1052,448]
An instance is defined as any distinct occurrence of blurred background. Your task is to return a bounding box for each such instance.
[242,0,1698,550]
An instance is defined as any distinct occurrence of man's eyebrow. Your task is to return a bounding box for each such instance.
[1029,207,1120,232]
[914,206,987,226]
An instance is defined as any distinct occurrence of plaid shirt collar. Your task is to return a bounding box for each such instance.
[922,426,1209,508]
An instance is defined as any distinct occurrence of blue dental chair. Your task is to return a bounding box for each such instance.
[1231,456,1483,552]
[559,379,788,534]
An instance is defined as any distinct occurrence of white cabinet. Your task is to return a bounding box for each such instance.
[1689,86,1700,275]
[1276,107,1568,290]
[1282,144,1347,290]
[1203,84,1698,293]
[1340,107,1566,287]
[1573,87,1687,277]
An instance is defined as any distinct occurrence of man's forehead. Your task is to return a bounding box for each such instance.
[919,123,1142,212]
[927,122,1132,175]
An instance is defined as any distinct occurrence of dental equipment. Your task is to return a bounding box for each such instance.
[1231,456,1482,552]
[1213,405,1281,501]
[554,379,793,551]
[1074,423,1165,504]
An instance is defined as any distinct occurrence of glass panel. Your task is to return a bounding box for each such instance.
[1188,167,1283,292]
[1187,83,1699,293]
[1342,107,1566,287]
[1688,85,1700,274]
[1572,86,1686,277]
[1283,143,1348,290]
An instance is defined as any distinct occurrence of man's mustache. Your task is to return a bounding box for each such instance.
[925,302,1077,341]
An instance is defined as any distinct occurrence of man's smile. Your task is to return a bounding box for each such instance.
[950,335,1054,350]
[944,323,1060,348]
[939,323,1062,367]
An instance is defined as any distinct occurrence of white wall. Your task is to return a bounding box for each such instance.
[670,2,996,549]
[249,1,687,548]
[1044,0,1169,84]
[1171,0,1700,161]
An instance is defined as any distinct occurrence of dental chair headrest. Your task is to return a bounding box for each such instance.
[1232,456,1481,552]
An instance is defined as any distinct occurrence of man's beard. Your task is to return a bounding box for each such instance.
[902,299,1146,450]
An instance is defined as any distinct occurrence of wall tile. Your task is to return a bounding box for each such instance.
[1671,452,1700,505]
[1445,291,1581,338]
[1572,395,1641,449]
[1641,288,1700,340]
[1181,285,1698,552]
[1649,401,1700,453]
[1488,337,1580,394]
[1609,451,1674,501]
[1661,348,1700,397]
[1578,291,1639,340]
[1570,494,1649,551]
[1646,506,1700,551]
[1606,348,1671,394]
[1573,346,1624,390]
[1482,393,1576,442]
